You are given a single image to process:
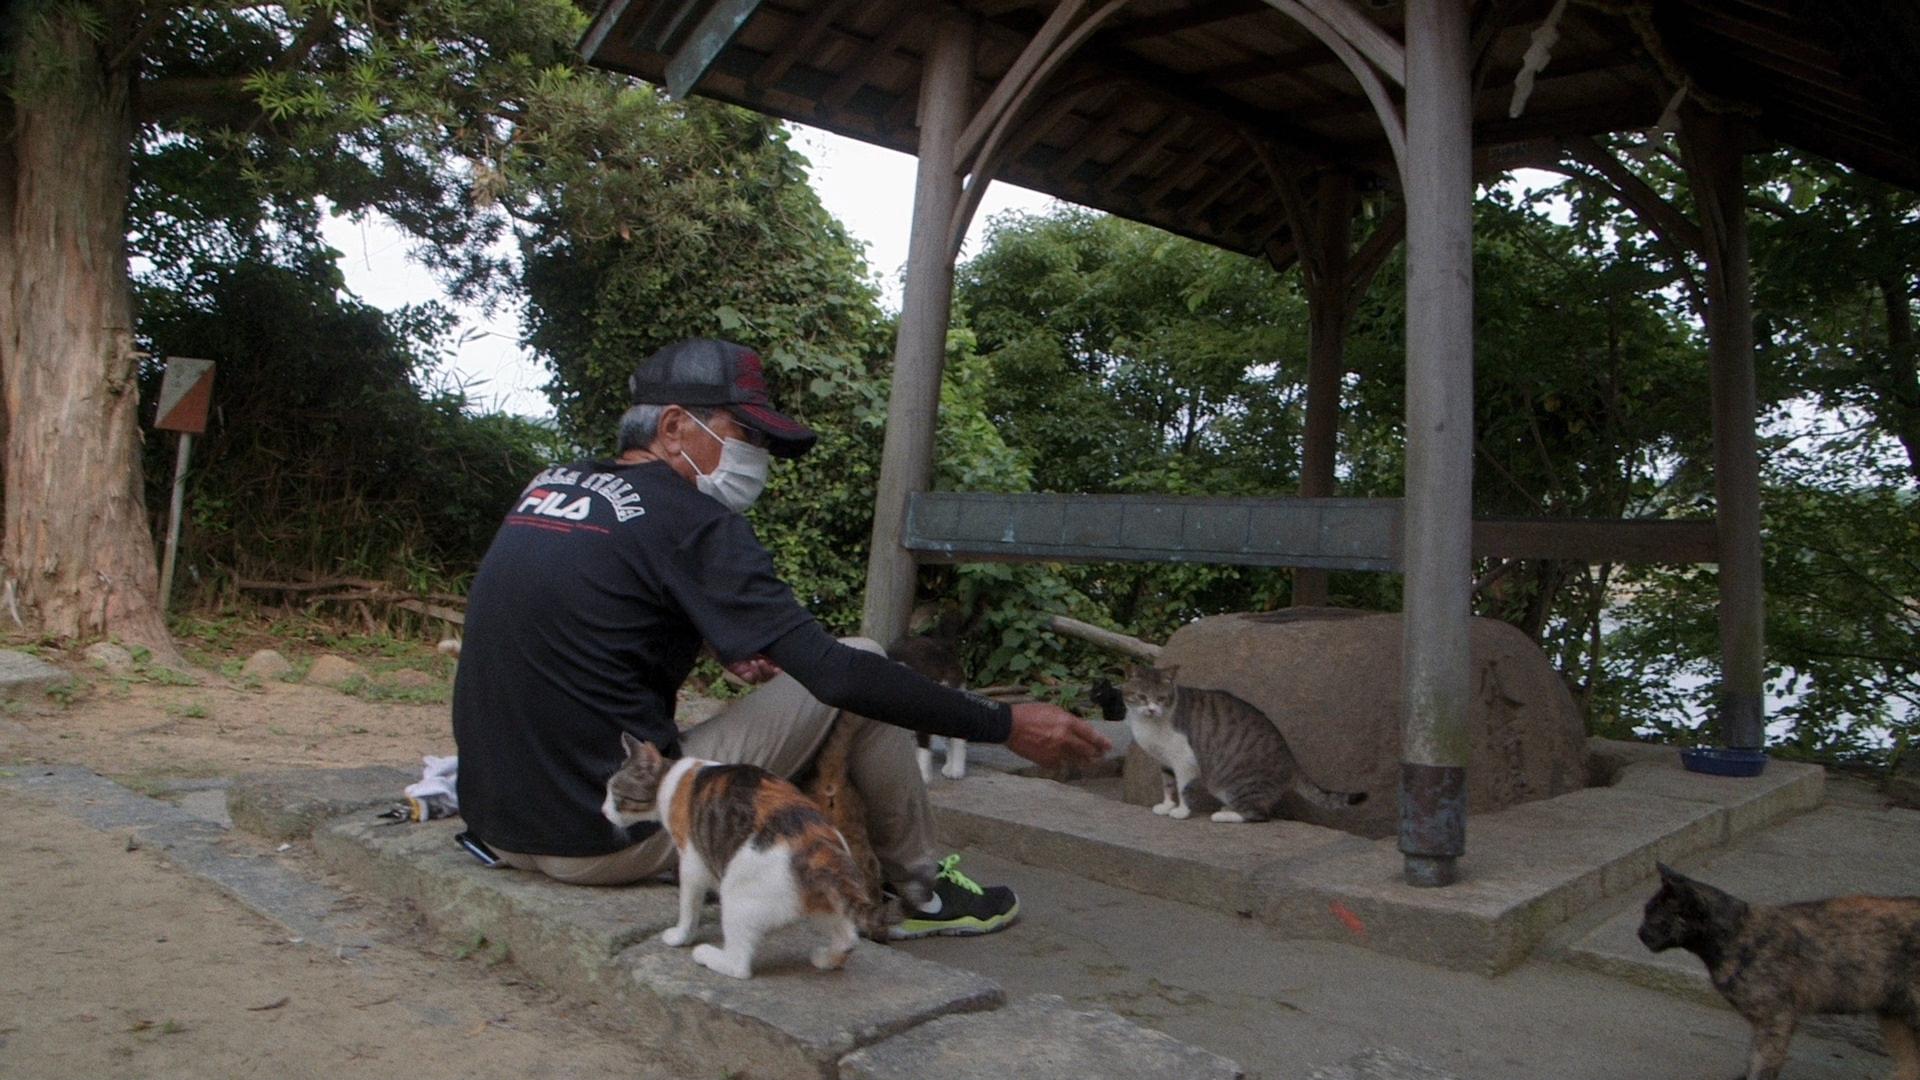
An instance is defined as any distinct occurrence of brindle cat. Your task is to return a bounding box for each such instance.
[1639,863,1920,1080]
[1116,664,1366,823]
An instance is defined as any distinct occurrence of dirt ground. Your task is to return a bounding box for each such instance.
[0,635,682,1080]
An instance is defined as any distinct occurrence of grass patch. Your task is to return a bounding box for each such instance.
[338,675,450,706]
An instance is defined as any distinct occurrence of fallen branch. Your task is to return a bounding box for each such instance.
[237,578,466,606]
[393,599,465,627]
[1045,614,1163,661]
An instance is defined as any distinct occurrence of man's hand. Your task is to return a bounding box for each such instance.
[1004,702,1112,769]
[722,656,781,685]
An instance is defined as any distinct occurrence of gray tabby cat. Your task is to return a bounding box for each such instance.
[1117,664,1366,823]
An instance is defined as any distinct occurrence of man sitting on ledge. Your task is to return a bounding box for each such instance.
[451,337,1110,937]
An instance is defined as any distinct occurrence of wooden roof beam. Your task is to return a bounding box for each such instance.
[1094,111,1193,196]
[1103,0,1269,45]
[1051,93,1134,179]
[1196,45,1338,89]
[817,3,917,117]
[977,11,1349,165]
[750,0,864,94]
[1180,154,1262,225]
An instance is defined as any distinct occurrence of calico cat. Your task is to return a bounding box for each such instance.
[601,733,866,979]
[887,626,969,781]
[1639,863,1920,1080]
[1116,664,1366,823]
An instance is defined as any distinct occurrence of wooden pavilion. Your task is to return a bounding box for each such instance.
[578,0,1920,887]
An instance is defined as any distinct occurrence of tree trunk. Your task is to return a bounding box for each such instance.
[1875,274,1920,483]
[1,11,176,656]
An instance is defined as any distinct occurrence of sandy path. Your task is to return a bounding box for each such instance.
[0,646,689,1080]
[0,785,672,1080]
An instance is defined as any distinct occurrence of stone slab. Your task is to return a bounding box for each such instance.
[1606,750,1825,840]
[1267,761,1815,975]
[0,649,68,700]
[314,814,1003,1080]
[0,765,374,951]
[614,939,1002,1080]
[316,816,673,1000]
[228,764,413,841]
[938,743,1824,975]
[1565,793,1920,1007]
[929,769,1364,917]
[838,993,1242,1080]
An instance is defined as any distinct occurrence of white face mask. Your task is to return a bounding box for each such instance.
[681,413,771,512]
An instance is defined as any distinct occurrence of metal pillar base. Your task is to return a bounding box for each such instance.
[1399,761,1465,888]
[1403,853,1459,888]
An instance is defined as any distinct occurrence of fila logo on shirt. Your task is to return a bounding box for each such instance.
[516,488,593,521]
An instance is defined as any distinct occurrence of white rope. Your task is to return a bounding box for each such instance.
[1509,0,1569,119]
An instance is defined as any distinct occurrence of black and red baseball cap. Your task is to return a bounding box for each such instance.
[627,338,817,459]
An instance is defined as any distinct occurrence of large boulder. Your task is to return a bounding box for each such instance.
[1151,608,1589,838]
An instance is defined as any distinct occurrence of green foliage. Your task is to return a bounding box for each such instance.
[1750,156,1920,482]
[1599,432,1918,762]
[957,208,1308,495]
[517,90,894,634]
[136,255,563,590]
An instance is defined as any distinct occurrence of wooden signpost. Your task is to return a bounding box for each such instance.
[153,357,215,610]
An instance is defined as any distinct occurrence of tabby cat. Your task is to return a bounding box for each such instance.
[1116,664,1366,823]
[601,733,866,979]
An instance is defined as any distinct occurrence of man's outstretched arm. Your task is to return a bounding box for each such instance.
[762,622,1110,767]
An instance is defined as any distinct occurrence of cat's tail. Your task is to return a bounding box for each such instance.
[1293,777,1368,810]
[798,829,883,936]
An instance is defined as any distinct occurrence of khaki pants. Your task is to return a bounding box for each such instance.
[494,637,937,888]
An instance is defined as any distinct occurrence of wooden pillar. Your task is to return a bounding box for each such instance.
[1399,0,1473,888]
[1680,107,1766,750]
[860,12,974,647]
[1294,170,1357,607]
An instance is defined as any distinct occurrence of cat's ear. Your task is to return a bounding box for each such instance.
[1655,862,1685,886]
[620,731,646,759]
[1159,664,1180,681]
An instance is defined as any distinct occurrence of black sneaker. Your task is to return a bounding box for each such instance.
[889,854,1020,939]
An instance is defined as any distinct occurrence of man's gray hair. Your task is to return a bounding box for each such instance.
[617,403,716,453]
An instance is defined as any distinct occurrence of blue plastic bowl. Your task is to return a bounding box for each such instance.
[1679,746,1769,777]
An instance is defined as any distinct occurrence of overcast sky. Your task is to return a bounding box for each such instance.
[323,125,1058,418]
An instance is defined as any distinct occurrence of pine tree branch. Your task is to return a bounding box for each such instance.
[137,75,261,127]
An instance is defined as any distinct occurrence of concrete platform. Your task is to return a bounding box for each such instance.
[314,815,1015,1079]
[893,847,1884,1080]
[933,739,1824,974]
[1562,779,1920,1012]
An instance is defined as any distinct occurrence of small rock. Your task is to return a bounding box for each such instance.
[83,642,136,674]
[0,650,69,701]
[383,669,439,690]
[241,649,294,681]
[305,654,365,689]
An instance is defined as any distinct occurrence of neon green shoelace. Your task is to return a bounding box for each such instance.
[936,853,984,896]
